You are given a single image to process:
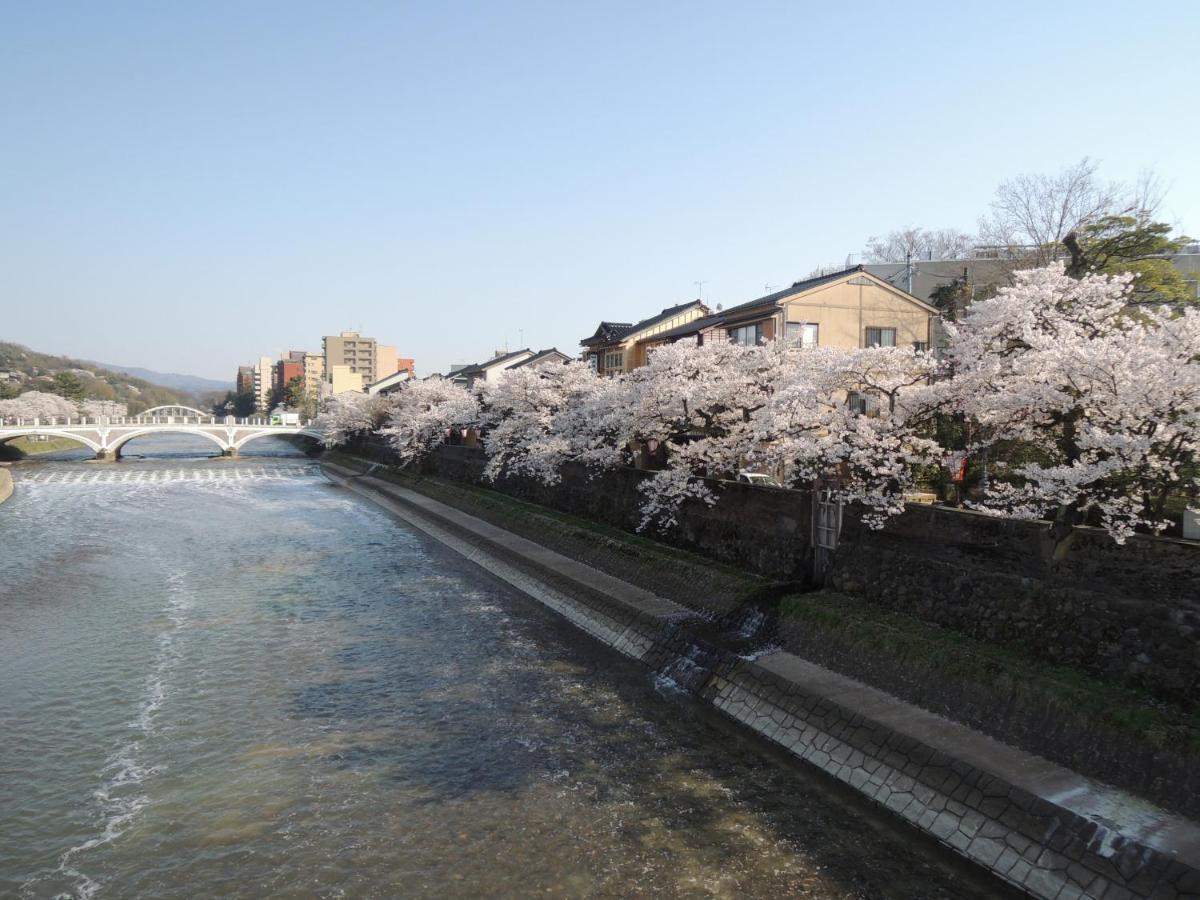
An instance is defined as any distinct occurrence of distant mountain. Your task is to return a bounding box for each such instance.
[90,363,232,394]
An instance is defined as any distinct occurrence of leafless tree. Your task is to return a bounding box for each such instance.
[976,157,1160,265]
[863,226,975,262]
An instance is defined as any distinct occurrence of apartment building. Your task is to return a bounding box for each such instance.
[323,331,379,385]
[235,365,255,396]
[303,352,325,398]
[252,356,273,412]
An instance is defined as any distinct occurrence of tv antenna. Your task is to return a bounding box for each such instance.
[694,280,707,301]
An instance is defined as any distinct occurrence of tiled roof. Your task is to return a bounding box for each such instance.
[509,348,572,369]
[719,265,866,318]
[581,321,634,346]
[580,301,707,347]
[651,313,727,341]
[455,348,533,376]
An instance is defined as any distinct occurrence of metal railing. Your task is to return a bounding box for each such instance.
[0,415,314,428]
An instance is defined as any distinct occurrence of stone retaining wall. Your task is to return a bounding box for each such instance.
[0,466,12,505]
[356,441,1200,707]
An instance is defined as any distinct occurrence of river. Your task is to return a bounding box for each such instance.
[0,436,1004,898]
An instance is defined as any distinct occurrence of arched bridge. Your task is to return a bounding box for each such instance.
[0,406,326,460]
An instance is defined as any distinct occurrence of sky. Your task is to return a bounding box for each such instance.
[2,1,1198,381]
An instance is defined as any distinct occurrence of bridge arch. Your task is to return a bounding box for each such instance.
[135,405,214,419]
[109,428,229,457]
[0,430,102,454]
[232,428,326,453]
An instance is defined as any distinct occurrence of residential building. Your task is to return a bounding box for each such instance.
[579,300,709,376]
[397,357,416,377]
[253,356,273,412]
[323,331,379,386]
[508,348,572,370]
[325,364,364,395]
[651,266,936,355]
[236,365,255,396]
[375,344,398,381]
[303,352,325,398]
[864,244,1200,306]
[449,349,535,387]
[365,369,412,396]
[274,358,305,396]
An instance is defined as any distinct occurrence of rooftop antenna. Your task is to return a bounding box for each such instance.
[694,280,707,301]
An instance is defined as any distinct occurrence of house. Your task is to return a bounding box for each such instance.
[449,349,536,387]
[579,300,709,375]
[652,266,937,354]
[508,348,573,370]
[365,369,413,396]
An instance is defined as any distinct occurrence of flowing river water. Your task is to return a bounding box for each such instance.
[0,436,1005,898]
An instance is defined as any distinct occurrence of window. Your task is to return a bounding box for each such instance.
[785,322,819,348]
[864,326,897,348]
[912,341,928,352]
[848,392,881,417]
[728,323,763,346]
[603,350,624,372]
[586,353,598,372]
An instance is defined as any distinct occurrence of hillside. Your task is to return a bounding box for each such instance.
[89,361,231,394]
[0,341,205,413]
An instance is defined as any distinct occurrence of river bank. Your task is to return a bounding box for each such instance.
[0,465,11,504]
[323,452,1200,900]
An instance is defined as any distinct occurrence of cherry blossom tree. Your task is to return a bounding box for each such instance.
[943,263,1200,543]
[0,390,79,422]
[479,361,611,484]
[378,378,480,466]
[754,345,946,528]
[314,392,394,447]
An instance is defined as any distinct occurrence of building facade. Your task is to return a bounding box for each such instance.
[323,331,379,386]
[651,267,936,356]
[580,301,709,376]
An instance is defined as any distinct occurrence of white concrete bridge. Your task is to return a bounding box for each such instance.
[0,405,326,460]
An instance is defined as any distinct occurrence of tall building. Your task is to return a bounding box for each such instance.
[274,358,305,396]
[236,365,255,396]
[375,344,397,380]
[303,352,324,399]
[323,331,379,385]
[253,356,273,412]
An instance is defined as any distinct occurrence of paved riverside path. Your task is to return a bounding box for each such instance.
[322,460,1200,899]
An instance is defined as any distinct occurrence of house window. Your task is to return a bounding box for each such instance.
[603,350,624,372]
[785,322,819,348]
[728,323,763,346]
[865,326,897,348]
[848,392,881,416]
[586,353,598,372]
[912,341,928,352]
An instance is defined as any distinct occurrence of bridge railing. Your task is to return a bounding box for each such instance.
[0,415,315,428]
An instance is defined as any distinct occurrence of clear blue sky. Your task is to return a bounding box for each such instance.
[2,1,1197,380]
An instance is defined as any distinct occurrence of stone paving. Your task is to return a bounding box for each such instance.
[323,458,1200,900]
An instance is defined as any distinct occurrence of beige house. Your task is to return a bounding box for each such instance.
[580,300,709,375]
[651,266,936,354]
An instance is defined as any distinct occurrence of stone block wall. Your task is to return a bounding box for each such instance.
[351,440,1200,705]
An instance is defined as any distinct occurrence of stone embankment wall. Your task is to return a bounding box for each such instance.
[352,439,1200,707]
[0,466,13,505]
